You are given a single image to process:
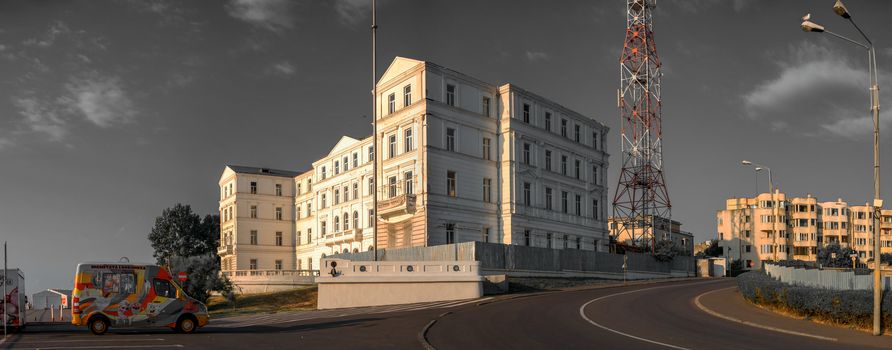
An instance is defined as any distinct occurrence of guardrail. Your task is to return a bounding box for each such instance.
[765,263,892,291]
[222,269,320,277]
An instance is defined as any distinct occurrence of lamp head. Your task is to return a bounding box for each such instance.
[833,0,851,19]
[741,160,752,166]
[755,167,763,172]
[801,20,825,33]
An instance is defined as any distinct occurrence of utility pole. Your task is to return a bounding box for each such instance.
[3,241,7,339]
[371,0,378,261]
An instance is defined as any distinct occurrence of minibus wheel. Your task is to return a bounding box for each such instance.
[176,315,197,334]
[89,316,110,335]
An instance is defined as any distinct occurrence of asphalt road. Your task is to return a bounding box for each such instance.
[2,278,890,349]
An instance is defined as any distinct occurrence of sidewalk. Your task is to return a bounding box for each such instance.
[696,285,891,348]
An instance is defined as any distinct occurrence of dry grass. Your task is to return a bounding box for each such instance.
[207,286,317,318]
[745,298,892,334]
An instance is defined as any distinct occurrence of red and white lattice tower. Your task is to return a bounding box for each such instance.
[612,0,671,251]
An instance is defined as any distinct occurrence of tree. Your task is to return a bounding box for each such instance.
[816,242,858,268]
[653,240,680,262]
[148,204,219,265]
[695,240,722,259]
[169,254,232,303]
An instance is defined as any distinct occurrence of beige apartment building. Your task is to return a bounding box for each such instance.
[219,57,611,272]
[717,191,892,270]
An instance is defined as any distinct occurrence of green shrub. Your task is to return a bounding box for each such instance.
[737,271,892,329]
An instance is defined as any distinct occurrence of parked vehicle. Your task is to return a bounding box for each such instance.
[71,262,208,335]
[2,269,26,330]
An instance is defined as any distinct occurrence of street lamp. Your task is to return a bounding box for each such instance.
[742,160,779,261]
[800,0,882,335]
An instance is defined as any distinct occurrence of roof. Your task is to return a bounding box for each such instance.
[35,289,72,297]
[226,165,303,178]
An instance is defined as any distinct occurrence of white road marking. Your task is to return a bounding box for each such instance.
[579,280,724,350]
[442,297,493,308]
[11,338,166,344]
[693,286,837,342]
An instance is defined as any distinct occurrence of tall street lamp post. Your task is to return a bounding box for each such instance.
[742,160,779,261]
[801,0,882,335]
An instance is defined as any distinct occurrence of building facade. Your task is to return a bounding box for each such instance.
[717,191,892,270]
[218,57,611,272]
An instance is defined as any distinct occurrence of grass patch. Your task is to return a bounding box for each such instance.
[207,286,317,318]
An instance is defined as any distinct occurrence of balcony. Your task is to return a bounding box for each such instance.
[379,193,417,218]
[325,228,364,246]
[218,245,233,256]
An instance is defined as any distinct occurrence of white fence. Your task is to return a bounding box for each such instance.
[765,264,892,291]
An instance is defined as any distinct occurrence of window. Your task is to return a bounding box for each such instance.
[563,234,569,249]
[446,223,455,244]
[334,160,340,175]
[297,231,301,246]
[250,205,257,218]
[368,146,374,162]
[403,85,411,106]
[368,209,374,227]
[561,119,567,137]
[592,166,599,185]
[545,112,552,131]
[574,124,581,142]
[321,221,327,235]
[523,103,530,123]
[593,131,599,149]
[275,260,283,270]
[523,143,531,164]
[446,84,455,106]
[275,232,283,246]
[250,230,258,245]
[523,182,531,206]
[308,257,313,270]
[103,273,136,295]
[447,171,457,197]
[545,150,552,171]
[405,128,414,152]
[547,233,553,249]
[482,138,491,160]
[368,177,374,196]
[306,202,312,217]
[334,189,340,204]
[353,211,359,229]
[353,152,359,168]
[250,181,257,194]
[344,185,349,202]
[321,193,327,208]
[388,93,396,114]
[561,155,568,175]
[275,184,282,196]
[576,237,582,249]
[276,207,283,220]
[321,166,327,180]
[575,194,582,215]
[343,212,350,230]
[446,128,455,151]
[483,227,490,242]
[249,259,257,270]
[476,177,490,204]
[153,278,175,298]
[545,187,553,210]
[561,191,568,213]
[297,183,302,195]
[353,182,359,200]
[405,171,413,195]
[575,160,581,179]
[524,230,531,246]
[482,97,491,117]
[307,229,312,244]
[388,176,397,198]
[388,135,397,158]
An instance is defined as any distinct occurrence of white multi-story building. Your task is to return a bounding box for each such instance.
[219,57,610,272]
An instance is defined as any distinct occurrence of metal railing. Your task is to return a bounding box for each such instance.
[222,269,320,277]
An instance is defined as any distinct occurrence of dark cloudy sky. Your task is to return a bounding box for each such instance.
[2,0,891,293]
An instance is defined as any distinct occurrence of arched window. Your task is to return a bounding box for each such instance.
[368,245,375,251]
[334,216,340,232]
[343,212,350,230]
[343,248,349,254]
[353,248,359,253]
[353,211,359,229]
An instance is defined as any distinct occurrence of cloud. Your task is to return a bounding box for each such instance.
[12,96,67,141]
[226,0,295,32]
[22,21,71,48]
[121,0,186,24]
[742,41,890,139]
[271,61,295,75]
[525,51,549,63]
[60,74,136,127]
[335,0,369,25]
